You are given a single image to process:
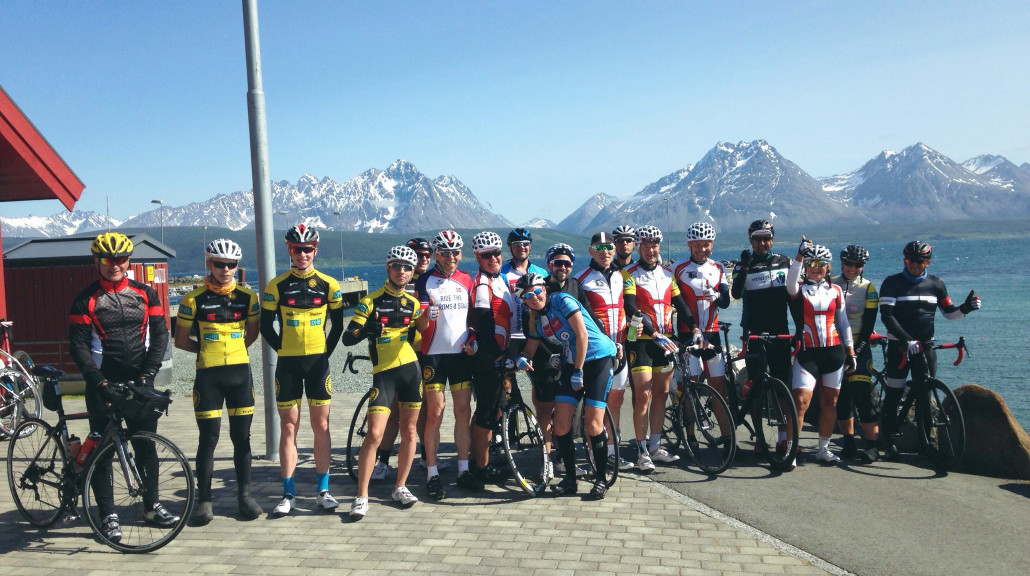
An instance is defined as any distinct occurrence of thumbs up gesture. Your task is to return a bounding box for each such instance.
[961,290,981,313]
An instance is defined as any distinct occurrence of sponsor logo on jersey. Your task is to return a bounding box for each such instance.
[369,387,379,402]
[227,292,237,300]
[263,293,275,302]
[204,333,219,341]
[179,304,193,316]
[310,318,322,326]
[206,313,217,321]
[357,302,369,313]
[230,331,243,339]
[308,279,317,288]
[313,297,322,305]
[286,319,300,326]
[423,365,435,382]
[286,298,296,306]
[332,289,342,299]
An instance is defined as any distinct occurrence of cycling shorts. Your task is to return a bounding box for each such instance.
[528,346,561,404]
[421,352,473,393]
[686,330,726,378]
[471,355,507,430]
[193,364,255,419]
[844,344,874,383]
[884,340,937,386]
[627,339,673,374]
[792,346,845,391]
[368,362,423,415]
[555,356,614,410]
[275,354,332,409]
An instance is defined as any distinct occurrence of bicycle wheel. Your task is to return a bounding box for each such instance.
[83,431,195,553]
[346,389,373,481]
[751,377,799,472]
[920,379,966,471]
[663,377,696,452]
[501,401,547,496]
[680,383,737,475]
[583,405,619,487]
[0,369,40,437]
[7,418,67,527]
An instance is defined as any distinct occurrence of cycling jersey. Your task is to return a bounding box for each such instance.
[878,271,964,343]
[405,272,423,352]
[831,274,878,344]
[260,267,344,357]
[345,282,424,374]
[69,277,169,389]
[525,292,618,364]
[574,260,627,341]
[621,261,682,338]
[414,266,474,355]
[731,252,792,335]
[178,279,260,369]
[673,257,730,332]
[470,269,517,359]
[787,260,853,350]
[501,260,548,339]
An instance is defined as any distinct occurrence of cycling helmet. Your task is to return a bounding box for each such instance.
[635,225,663,243]
[471,231,504,254]
[513,272,547,298]
[612,225,636,240]
[433,230,463,251]
[804,244,833,264]
[406,237,433,254]
[285,224,319,244]
[840,244,870,264]
[205,238,242,260]
[686,222,716,241]
[903,240,932,261]
[748,219,774,238]
[91,232,134,258]
[386,245,418,267]
[544,243,576,263]
[507,227,532,245]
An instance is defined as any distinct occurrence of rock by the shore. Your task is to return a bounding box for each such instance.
[955,384,1030,480]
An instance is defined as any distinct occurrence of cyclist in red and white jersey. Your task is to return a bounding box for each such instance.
[787,239,855,467]
[622,225,696,471]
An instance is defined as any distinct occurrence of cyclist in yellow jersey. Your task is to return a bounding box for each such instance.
[342,246,429,520]
[174,239,263,524]
[261,225,345,516]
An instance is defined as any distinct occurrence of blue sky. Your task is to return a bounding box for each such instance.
[2,1,1027,224]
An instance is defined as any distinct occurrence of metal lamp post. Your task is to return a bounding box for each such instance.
[333,210,344,278]
[151,199,164,244]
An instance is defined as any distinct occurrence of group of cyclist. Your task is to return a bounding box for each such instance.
[69,215,981,532]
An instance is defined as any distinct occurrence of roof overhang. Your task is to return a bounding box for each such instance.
[0,84,84,210]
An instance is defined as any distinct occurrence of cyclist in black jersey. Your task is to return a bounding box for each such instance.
[69,232,175,542]
[612,224,636,270]
[174,239,263,524]
[877,240,981,460]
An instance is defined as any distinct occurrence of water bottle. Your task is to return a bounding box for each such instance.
[627,313,643,342]
[66,435,82,470]
[78,432,101,468]
[741,379,753,400]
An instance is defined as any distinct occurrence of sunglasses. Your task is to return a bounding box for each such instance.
[805,259,828,267]
[550,260,573,269]
[416,251,432,259]
[211,260,239,270]
[510,240,531,248]
[520,286,545,300]
[290,246,316,254]
[438,249,461,257]
[99,256,129,266]
[615,238,634,244]
[477,251,503,259]
[389,263,414,272]
[593,243,615,252]
[842,260,864,268]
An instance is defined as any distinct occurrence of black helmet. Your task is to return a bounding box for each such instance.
[903,240,932,261]
[507,227,532,244]
[514,272,547,298]
[406,237,433,254]
[840,244,869,264]
[748,219,774,238]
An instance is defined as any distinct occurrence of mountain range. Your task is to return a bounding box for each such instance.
[3,144,1029,239]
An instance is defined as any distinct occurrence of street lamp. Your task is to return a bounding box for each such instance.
[203,225,208,247]
[333,211,344,279]
[277,210,288,232]
[151,199,164,244]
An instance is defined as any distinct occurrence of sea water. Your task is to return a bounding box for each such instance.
[293,235,1030,430]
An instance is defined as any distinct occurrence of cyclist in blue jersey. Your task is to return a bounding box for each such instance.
[515,273,617,500]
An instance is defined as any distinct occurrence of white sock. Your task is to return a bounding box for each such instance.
[607,444,616,457]
[819,436,830,450]
[427,465,439,478]
[457,459,469,474]
[649,433,662,453]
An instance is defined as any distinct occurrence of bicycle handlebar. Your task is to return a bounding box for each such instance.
[897,337,969,369]
[343,352,371,374]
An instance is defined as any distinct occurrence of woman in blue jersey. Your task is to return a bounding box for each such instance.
[514,273,617,500]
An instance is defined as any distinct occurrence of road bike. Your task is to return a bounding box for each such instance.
[665,345,736,475]
[0,320,41,438]
[6,379,194,553]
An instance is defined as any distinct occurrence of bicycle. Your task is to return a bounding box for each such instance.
[666,345,737,475]
[712,322,800,472]
[6,379,195,553]
[575,397,620,488]
[0,320,42,438]
[889,338,969,470]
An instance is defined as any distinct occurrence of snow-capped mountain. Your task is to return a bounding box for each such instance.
[1,210,118,238]
[559,140,853,234]
[820,143,1030,222]
[521,217,555,229]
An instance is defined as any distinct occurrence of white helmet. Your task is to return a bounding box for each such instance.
[686,222,716,241]
[471,231,504,254]
[433,230,463,251]
[612,225,636,240]
[805,244,833,264]
[386,245,418,267]
[206,238,242,260]
[636,225,663,243]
